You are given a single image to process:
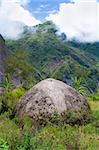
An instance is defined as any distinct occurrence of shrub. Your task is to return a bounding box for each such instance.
[0,87,25,114]
[50,109,91,126]
[29,123,99,150]
[17,133,32,150]
[30,124,80,150]
[0,117,21,149]
[88,90,99,101]
[0,138,9,150]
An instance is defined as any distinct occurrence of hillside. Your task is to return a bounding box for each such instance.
[5,22,99,93]
[70,41,99,58]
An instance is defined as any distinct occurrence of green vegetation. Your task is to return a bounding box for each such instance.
[71,41,99,58]
[0,138,9,150]
[71,76,87,95]
[0,90,99,149]
[88,90,99,101]
[0,87,25,114]
[6,21,99,93]
[0,76,14,92]
[0,21,99,149]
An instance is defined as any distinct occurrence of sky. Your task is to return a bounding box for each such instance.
[0,0,99,42]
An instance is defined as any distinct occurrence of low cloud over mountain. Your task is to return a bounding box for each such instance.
[46,0,99,42]
[0,0,40,39]
[0,0,98,42]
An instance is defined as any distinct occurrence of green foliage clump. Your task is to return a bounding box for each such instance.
[0,87,25,114]
[0,138,9,150]
[71,76,87,95]
[17,133,32,150]
[0,76,14,92]
[88,90,99,101]
[0,118,21,149]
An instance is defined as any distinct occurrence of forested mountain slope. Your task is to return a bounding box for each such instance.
[70,41,99,58]
[5,22,99,93]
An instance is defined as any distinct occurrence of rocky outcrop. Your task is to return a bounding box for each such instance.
[0,34,6,82]
[15,78,90,124]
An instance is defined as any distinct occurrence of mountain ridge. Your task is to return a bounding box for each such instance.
[1,22,99,93]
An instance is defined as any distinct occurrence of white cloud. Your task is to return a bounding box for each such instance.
[47,10,58,14]
[71,0,96,2]
[40,4,48,8]
[46,0,99,42]
[0,0,41,39]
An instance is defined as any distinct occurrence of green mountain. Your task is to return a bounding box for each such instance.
[5,22,99,93]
